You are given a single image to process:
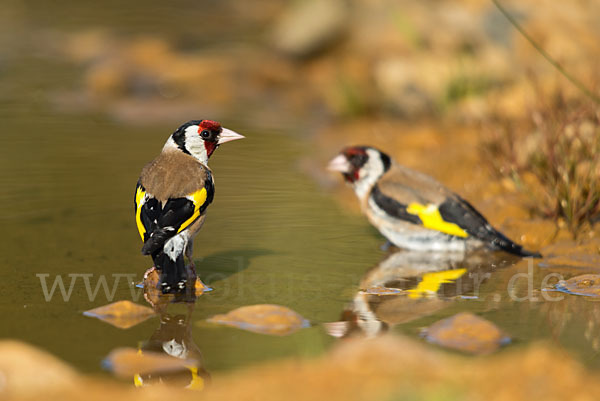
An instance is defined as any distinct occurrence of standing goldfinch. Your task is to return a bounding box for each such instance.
[134,120,244,294]
[328,146,541,257]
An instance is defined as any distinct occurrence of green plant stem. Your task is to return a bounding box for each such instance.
[491,0,600,105]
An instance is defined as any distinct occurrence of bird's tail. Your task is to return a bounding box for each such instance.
[141,228,174,256]
[440,196,542,258]
[151,251,189,294]
[487,229,542,258]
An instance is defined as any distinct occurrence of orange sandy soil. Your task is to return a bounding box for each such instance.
[2,335,598,401]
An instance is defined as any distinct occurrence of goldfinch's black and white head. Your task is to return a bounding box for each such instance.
[328,146,391,198]
[164,120,244,164]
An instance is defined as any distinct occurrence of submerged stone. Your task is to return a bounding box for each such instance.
[554,274,600,297]
[207,304,310,336]
[83,300,155,329]
[423,312,510,354]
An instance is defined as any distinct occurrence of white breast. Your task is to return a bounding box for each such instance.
[366,196,467,252]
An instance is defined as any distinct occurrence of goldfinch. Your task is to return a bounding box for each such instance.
[328,146,541,257]
[134,120,244,294]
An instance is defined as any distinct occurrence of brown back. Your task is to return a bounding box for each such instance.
[139,150,209,202]
[376,163,451,206]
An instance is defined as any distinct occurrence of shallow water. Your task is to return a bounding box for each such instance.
[3,0,600,382]
[4,105,600,377]
[0,112,378,372]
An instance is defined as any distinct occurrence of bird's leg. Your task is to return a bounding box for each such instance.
[185,242,210,294]
[142,251,162,291]
[184,241,196,279]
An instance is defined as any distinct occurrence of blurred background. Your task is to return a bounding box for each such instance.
[2,0,600,400]
[3,0,598,125]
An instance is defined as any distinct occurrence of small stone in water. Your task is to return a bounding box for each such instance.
[422,312,510,354]
[554,274,600,297]
[207,304,310,336]
[83,300,155,329]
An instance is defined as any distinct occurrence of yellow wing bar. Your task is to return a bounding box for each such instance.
[135,186,146,241]
[406,203,469,238]
[177,188,208,233]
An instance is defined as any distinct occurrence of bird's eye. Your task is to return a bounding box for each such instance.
[350,154,367,167]
[200,130,211,139]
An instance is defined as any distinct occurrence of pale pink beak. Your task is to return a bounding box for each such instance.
[327,154,351,173]
[218,128,245,144]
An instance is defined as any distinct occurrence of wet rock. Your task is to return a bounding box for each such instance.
[271,0,349,58]
[142,268,210,308]
[555,274,600,297]
[83,300,155,329]
[207,304,310,336]
[0,341,78,397]
[103,347,198,379]
[423,312,510,354]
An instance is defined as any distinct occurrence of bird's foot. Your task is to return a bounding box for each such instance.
[380,240,395,252]
[161,281,174,294]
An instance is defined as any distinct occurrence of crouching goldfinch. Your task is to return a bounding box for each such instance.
[135,120,244,294]
[328,146,541,257]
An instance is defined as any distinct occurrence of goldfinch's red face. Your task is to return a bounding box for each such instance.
[328,146,369,183]
[170,120,244,163]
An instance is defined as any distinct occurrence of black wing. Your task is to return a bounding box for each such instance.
[438,196,541,257]
[371,185,422,224]
[134,179,214,255]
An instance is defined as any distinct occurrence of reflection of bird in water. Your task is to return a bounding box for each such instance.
[328,146,541,257]
[326,250,514,338]
[134,302,210,389]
